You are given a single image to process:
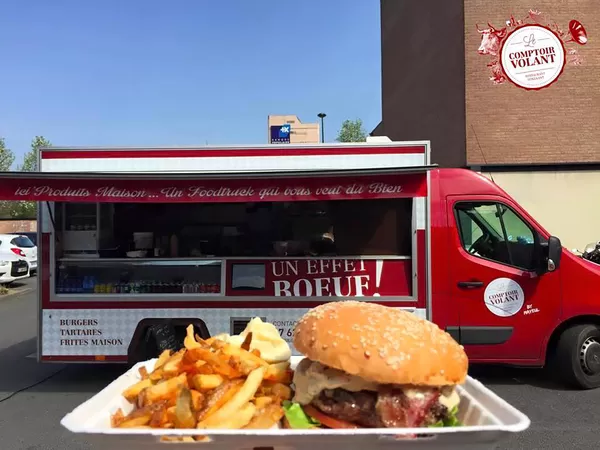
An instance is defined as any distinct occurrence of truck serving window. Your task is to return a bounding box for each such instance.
[52,199,413,297]
[53,198,412,259]
[455,202,536,271]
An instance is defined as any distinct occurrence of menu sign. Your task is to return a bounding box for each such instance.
[58,318,123,348]
[1,174,426,203]
[42,308,314,357]
[226,258,412,297]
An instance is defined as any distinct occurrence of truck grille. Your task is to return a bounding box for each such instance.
[11,260,28,277]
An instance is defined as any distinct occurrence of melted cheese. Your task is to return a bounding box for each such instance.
[292,358,460,411]
[292,359,378,405]
[213,318,291,364]
[438,389,460,410]
[403,387,431,400]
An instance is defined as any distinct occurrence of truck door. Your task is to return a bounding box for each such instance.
[447,196,561,362]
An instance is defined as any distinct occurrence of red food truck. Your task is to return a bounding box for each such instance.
[1,137,599,389]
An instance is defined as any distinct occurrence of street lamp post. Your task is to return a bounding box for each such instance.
[317,113,326,143]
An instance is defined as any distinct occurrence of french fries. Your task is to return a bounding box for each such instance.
[197,379,244,421]
[138,366,149,379]
[254,396,273,409]
[154,349,172,370]
[118,415,152,428]
[174,387,197,428]
[162,350,185,376]
[244,403,285,429]
[196,366,265,428]
[122,378,152,402]
[265,361,292,383]
[240,332,253,351]
[192,374,224,391]
[190,390,204,411]
[160,435,211,443]
[208,402,257,429]
[111,323,293,430]
[145,374,188,404]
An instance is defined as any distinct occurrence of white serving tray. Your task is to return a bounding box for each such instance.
[61,356,530,449]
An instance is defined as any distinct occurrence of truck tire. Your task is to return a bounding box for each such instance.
[127,318,210,366]
[552,324,600,389]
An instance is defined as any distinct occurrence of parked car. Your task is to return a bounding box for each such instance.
[11,231,37,246]
[0,235,30,284]
[4,234,37,274]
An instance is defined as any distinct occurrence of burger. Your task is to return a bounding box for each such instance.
[283,301,468,429]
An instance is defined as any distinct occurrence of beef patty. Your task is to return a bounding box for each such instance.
[311,387,448,428]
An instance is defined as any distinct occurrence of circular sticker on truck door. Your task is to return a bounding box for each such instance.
[484,278,525,317]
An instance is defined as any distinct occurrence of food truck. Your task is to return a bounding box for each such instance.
[1,137,600,389]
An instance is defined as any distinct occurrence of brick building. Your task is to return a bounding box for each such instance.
[373,0,600,249]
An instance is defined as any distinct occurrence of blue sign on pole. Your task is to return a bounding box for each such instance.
[270,124,291,143]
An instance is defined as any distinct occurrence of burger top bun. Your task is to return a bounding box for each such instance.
[293,301,468,386]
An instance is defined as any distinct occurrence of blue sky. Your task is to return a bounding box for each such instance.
[0,0,381,163]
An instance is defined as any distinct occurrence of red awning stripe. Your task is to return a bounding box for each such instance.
[0,172,428,203]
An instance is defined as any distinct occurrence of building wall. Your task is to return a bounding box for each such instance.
[377,0,466,168]
[376,1,600,251]
[267,115,320,144]
[465,1,600,250]
[480,170,600,250]
[465,0,600,165]
[0,220,37,234]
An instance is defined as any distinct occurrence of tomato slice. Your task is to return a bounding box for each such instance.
[303,405,359,429]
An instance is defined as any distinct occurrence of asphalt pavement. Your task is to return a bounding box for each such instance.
[0,279,598,449]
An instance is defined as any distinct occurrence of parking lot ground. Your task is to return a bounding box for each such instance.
[0,279,599,449]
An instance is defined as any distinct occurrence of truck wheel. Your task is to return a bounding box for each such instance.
[127,319,210,366]
[552,324,600,389]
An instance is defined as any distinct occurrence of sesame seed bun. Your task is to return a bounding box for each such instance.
[293,301,468,386]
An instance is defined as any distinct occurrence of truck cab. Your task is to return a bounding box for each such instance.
[433,168,600,389]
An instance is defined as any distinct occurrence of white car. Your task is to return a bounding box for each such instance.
[0,234,31,284]
[7,234,37,274]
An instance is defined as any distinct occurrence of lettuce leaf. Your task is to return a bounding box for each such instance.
[283,401,460,429]
[429,406,461,427]
[282,401,321,429]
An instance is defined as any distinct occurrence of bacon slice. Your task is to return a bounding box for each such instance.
[376,388,440,428]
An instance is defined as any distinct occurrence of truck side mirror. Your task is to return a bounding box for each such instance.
[536,236,562,275]
[536,235,562,274]
[547,236,562,272]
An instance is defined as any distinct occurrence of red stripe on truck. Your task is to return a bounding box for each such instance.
[41,146,426,159]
